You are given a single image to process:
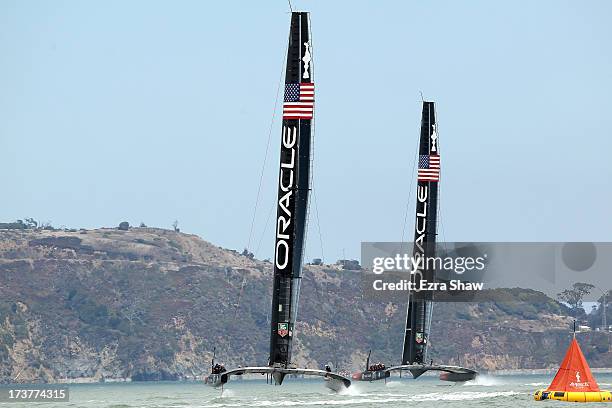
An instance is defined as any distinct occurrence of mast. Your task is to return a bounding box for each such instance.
[402,101,439,365]
[268,11,313,379]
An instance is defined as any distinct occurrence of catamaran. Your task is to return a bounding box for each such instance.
[352,101,478,383]
[204,11,351,391]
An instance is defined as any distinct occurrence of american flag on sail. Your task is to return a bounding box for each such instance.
[417,154,440,182]
[283,83,314,119]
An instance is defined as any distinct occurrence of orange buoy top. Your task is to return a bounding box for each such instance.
[547,337,600,392]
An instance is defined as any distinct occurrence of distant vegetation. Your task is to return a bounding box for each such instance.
[557,282,595,318]
[337,259,361,270]
[241,248,255,259]
[0,219,176,233]
[0,218,55,230]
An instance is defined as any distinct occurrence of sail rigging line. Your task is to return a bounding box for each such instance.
[432,117,446,245]
[246,45,288,254]
[399,114,422,249]
[307,11,324,263]
[431,113,446,353]
[234,277,247,319]
[224,276,248,358]
[255,201,276,258]
[312,188,325,263]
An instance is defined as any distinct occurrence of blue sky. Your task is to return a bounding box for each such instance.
[1,1,611,261]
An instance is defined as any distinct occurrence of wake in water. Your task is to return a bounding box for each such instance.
[60,375,569,408]
[461,374,503,387]
[206,391,522,407]
[338,382,365,396]
[410,391,520,402]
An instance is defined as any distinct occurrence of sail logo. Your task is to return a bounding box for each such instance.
[570,371,590,387]
[278,322,289,337]
[570,371,590,388]
[430,124,438,152]
[302,41,311,79]
[412,184,428,282]
[275,126,297,270]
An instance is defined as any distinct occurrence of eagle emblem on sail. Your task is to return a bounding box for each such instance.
[278,322,289,337]
[302,41,312,79]
[430,124,438,152]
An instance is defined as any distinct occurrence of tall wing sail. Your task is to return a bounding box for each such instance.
[269,11,313,370]
[402,101,439,365]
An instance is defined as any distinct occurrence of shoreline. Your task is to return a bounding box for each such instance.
[5,368,612,385]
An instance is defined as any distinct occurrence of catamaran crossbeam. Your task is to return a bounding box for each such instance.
[205,367,351,389]
[351,364,477,383]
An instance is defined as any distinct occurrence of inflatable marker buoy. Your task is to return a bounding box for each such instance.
[535,336,611,402]
[534,390,612,402]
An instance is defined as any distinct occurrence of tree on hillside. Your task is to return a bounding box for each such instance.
[557,282,595,317]
[24,218,38,229]
[41,221,55,230]
[587,289,612,330]
[0,220,26,230]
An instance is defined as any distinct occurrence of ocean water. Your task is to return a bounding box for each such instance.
[8,374,612,408]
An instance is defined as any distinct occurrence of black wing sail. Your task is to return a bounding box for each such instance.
[402,101,439,365]
[206,12,350,390]
[269,12,313,371]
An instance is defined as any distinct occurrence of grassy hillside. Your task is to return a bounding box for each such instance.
[0,227,610,383]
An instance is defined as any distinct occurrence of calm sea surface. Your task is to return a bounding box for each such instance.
[6,374,612,408]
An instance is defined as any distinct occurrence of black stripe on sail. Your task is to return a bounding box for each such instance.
[402,101,438,365]
[269,11,312,369]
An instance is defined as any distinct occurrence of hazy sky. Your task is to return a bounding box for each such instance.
[1,1,611,261]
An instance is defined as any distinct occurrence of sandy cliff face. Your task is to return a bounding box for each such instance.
[0,228,610,383]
